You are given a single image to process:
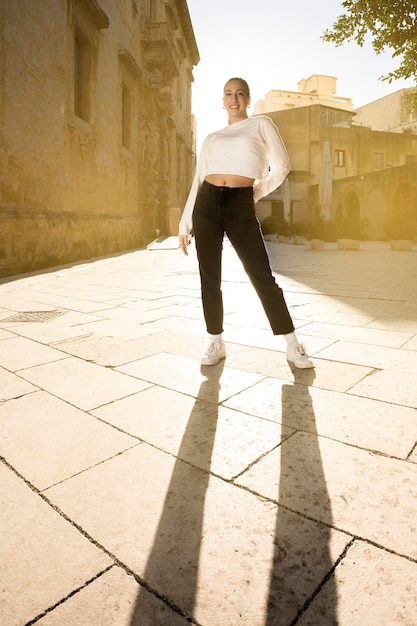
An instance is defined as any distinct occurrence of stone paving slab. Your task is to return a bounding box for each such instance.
[298,541,417,626]
[224,325,335,355]
[225,345,373,393]
[37,566,190,626]
[300,320,412,348]
[84,305,171,325]
[52,328,227,367]
[403,333,417,350]
[349,368,417,408]
[0,327,15,339]
[0,391,138,490]
[70,317,162,340]
[116,352,265,404]
[0,241,416,625]
[223,376,417,458]
[91,384,295,481]
[366,317,417,332]
[315,339,416,369]
[142,314,213,338]
[392,351,417,375]
[51,332,167,367]
[0,464,112,626]
[237,431,417,559]
[44,444,351,625]
[0,312,93,343]
[0,336,67,371]
[17,356,151,411]
[0,366,38,402]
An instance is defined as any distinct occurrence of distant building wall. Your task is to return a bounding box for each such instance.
[257,105,417,236]
[254,74,352,115]
[328,163,417,238]
[354,88,417,134]
[0,0,199,278]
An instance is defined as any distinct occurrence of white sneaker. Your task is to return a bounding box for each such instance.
[286,343,314,369]
[201,338,226,366]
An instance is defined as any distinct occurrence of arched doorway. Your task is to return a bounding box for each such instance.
[345,190,360,221]
[392,181,416,221]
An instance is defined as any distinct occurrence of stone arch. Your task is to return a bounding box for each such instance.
[345,189,360,221]
[392,181,416,221]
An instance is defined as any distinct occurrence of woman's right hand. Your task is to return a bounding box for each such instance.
[179,234,190,256]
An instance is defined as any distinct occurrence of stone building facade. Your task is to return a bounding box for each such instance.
[256,105,417,238]
[0,0,199,278]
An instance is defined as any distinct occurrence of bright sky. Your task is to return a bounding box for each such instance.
[187,0,415,152]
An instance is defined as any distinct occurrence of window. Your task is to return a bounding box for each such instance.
[74,28,92,123]
[121,83,131,150]
[334,150,346,167]
[373,152,384,170]
[118,50,141,156]
[70,0,108,127]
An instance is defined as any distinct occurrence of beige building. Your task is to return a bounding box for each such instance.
[256,105,417,238]
[354,88,417,134]
[0,0,199,278]
[252,75,417,239]
[254,74,353,116]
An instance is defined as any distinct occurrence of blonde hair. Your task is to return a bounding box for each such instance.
[224,77,251,98]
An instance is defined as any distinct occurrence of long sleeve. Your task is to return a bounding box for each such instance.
[253,117,290,203]
[178,139,208,236]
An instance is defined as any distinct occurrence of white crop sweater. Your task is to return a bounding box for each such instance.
[179,115,290,236]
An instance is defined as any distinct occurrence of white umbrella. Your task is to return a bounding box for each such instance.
[319,140,332,220]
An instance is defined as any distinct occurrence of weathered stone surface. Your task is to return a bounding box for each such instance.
[37,567,190,626]
[225,344,372,392]
[0,365,38,401]
[1,241,416,625]
[1,1,198,276]
[0,391,137,490]
[116,352,265,404]
[0,335,66,371]
[349,368,417,408]
[224,376,417,457]
[17,356,150,410]
[92,385,295,480]
[298,541,417,626]
[45,444,350,625]
[315,339,416,369]
[237,432,417,559]
[0,465,112,625]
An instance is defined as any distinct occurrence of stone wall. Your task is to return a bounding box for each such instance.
[0,0,199,278]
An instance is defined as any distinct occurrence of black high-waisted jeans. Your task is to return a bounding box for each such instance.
[192,180,295,336]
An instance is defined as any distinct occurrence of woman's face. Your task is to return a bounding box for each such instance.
[223,80,250,123]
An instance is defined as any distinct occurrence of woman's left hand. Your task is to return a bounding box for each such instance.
[179,235,190,256]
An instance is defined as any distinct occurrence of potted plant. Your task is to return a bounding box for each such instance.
[336,217,368,250]
[276,218,291,242]
[261,215,279,241]
[306,217,335,250]
[383,215,416,251]
[289,221,307,245]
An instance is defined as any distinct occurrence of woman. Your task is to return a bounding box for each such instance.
[179,77,313,369]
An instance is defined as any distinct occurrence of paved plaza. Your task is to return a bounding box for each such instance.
[1,238,417,625]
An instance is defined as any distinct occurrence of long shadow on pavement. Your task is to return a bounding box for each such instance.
[266,368,338,625]
[129,362,225,625]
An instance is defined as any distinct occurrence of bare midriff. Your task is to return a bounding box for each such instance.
[205,174,255,188]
